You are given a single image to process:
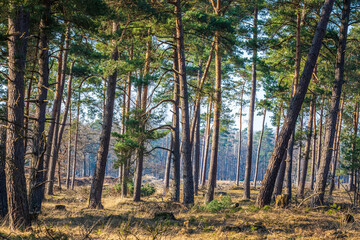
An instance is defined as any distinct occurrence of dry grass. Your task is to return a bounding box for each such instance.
[1,182,360,239]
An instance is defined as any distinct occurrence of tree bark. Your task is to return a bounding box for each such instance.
[88,22,119,209]
[316,98,324,171]
[45,26,70,195]
[28,0,51,215]
[310,98,317,190]
[6,4,30,228]
[244,5,258,200]
[329,96,344,195]
[254,108,266,188]
[201,100,212,187]
[205,23,221,203]
[133,31,151,202]
[171,45,181,202]
[66,107,72,190]
[0,125,7,218]
[297,100,315,198]
[256,0,335,207]
[313,0,350,205]
[236,84,245,186]
[297,113,303,186]
[164,135,172,194]
[47,60,74,195]
[175,0,194,204]
[193,102,201,195]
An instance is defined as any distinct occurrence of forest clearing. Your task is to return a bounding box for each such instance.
[1,179,360,239]
[2,0,360,239]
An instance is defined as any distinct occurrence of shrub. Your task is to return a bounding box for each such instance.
[204,195,233,213]
[113,182,155,197]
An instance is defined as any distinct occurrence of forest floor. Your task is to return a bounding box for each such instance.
[1,179,360,239]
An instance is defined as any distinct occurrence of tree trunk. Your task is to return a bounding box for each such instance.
[47,60,74,195]
[254,108,266,188]
[0,125,7,218]
[236,84,245,186]
[28,0,51,216]
[66,107,72,190]
[201,100,212,187]
[6,4,30,228]
[313,0,350,205]
[175,0,194,205]
[310,97,317,190]
[46,26,70,195]
[88,22,119,209]
[329,96,344,195]
[256,0,335,207]
[171,45,181,202]
[316,98,324,171]
[164,135,172,194]
[244,5,258,200]
[274,153,286,196]
[71,85,82,190]
[205,24,221,203]
[193,103,201,195]
[133,31,151,202]
[349,101,358,192]
[297,100,315,198]
[297,113,303,186]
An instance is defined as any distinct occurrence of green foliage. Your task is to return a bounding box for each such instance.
[113,181,155,197]
[200,195,233,213]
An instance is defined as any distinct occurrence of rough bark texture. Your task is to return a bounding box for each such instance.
[274,153,286,196]
[88,22,119,209]
[171,45,181,202]
[297,100,315,198]
[244,5,258,199]
[175,0,194,204]
[313,0,350,206]
[28,0,51,215]
[254,108,266,188]
[316,98,324,171]
[6,4,30,228]
[297,113,303,186]
[66,108,72,190]
[205,28,221,203]
[256,0,334,207]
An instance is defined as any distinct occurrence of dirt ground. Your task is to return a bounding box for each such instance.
[1,180,360,239]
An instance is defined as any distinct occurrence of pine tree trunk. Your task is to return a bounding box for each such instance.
[164,135,172,194]
[46,26,70,195]
[329,97,344,195]
[47,60,74,194]
[66,108,72,190]
[297,100,315,198]
[133,32,151,202]
[28,0,51,215]
[175,0,194,204]
[349,102,358,192]
[310,98,317,190]
[193,105,201,195]
[6,4,30,228]
[171,45,181,202]
[236,84,245,186]
[88,22,119,209]
[205,28,221,203]
[297,113,303,186]
[71,85,82,190]
[317,98,324,171]
[0,125,7,218]
[244,5,258,200]
[254,108,266,188]
[274,153,286,196]
[313,0,350,205]
[201,100,212,187]
[256,0,335,207]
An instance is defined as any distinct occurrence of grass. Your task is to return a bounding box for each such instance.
[0,182,359,239]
